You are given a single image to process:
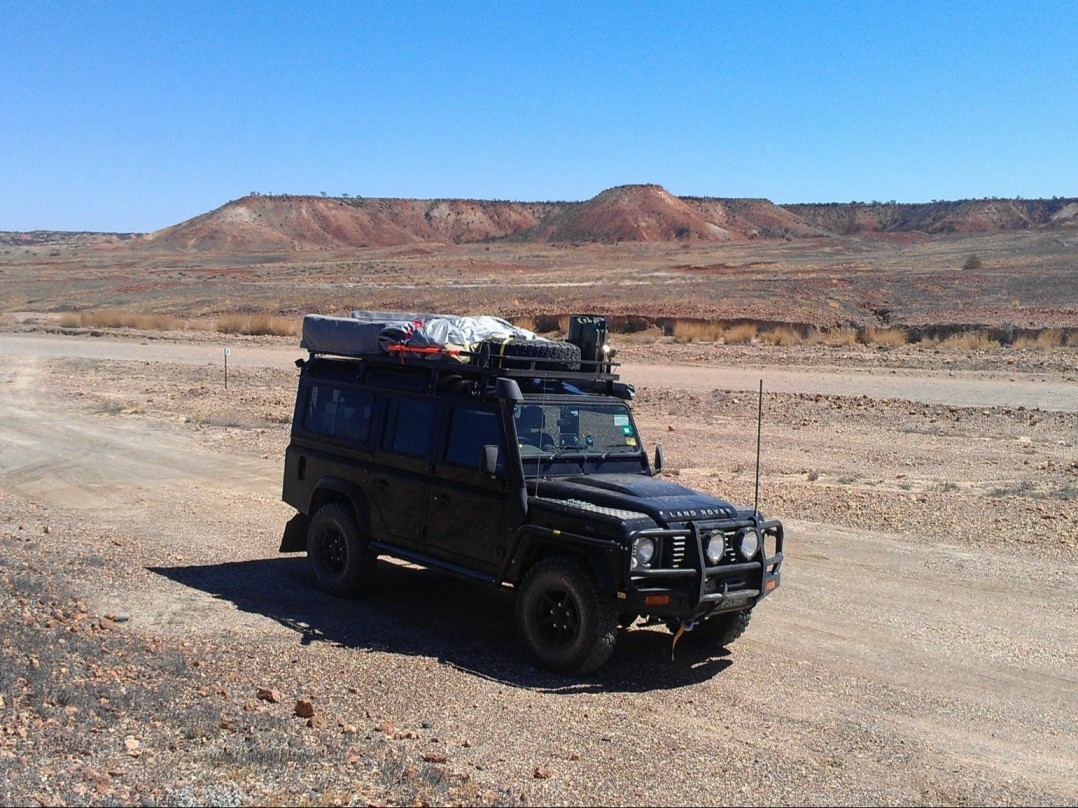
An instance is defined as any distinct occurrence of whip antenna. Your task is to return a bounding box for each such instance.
[754,379,763,517]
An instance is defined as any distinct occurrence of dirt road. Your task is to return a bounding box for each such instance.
[1,331,1075,805]
[5,331,1077,411]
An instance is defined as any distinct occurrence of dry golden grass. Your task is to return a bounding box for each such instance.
[510,316,537,333]
[672,321,725,343]
[618,326,664,344]
[937,331,1000,350]
[215,314,298,336]
[722,323,758,344]
[820,328,858,346]
[72,310,183,330]
[759,326,801,346]
[861,327,909,347]
[1013,329,1064,349]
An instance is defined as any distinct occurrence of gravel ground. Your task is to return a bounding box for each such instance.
[1,327,1075,806]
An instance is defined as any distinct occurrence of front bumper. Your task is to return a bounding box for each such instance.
[620,518,784,619]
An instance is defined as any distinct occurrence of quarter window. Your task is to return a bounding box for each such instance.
[383,397,435,457]
[304,385,373,443]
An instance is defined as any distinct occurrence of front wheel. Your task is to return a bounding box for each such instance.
[516,557,617,674]
[306,501,374,597]
[673,608,753,647]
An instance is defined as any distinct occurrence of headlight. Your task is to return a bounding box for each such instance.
[737,528,760,560]
[631,537,656,570]
[704,531,726,565]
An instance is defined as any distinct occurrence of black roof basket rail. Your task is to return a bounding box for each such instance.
[305,346,630,398]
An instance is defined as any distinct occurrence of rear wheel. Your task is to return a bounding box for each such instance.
[306,501,374,597]
[516,557,617,674]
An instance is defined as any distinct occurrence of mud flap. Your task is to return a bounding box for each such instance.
[279,513,309,553]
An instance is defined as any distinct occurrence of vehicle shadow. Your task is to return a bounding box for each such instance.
[149,556,734,694]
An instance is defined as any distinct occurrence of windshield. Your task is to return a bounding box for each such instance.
[513,401,641,457]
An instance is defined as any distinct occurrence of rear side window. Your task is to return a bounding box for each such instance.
[445,406,505,470]
[383,397,436,457]
[304,385,373,443]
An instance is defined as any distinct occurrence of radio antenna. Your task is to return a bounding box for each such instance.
[754,379,763,518]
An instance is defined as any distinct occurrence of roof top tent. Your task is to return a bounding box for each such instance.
[297,311,632,400]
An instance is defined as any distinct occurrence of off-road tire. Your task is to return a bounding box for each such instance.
[306,501,374,597]
[489,339,582,372]
[678,608,753,646]
[516,557,617,674]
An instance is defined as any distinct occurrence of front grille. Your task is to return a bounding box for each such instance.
[667,535,687,568]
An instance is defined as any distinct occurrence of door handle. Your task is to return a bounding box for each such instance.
[374,478,389,488]
[432,493,449,505]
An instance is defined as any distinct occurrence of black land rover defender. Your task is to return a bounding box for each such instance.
[280,314,783,673]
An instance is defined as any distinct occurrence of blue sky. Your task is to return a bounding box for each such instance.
[1,1,1075,232]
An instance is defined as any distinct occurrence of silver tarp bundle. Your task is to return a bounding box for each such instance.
[301,310,543,360]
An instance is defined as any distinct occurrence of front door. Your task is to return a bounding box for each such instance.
[426,405,510,573]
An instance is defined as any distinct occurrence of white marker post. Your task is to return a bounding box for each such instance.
[224,347,231,390]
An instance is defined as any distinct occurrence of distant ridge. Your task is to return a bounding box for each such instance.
[53,186,1078,251]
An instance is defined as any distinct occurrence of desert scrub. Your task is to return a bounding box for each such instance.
[759,326,801,346]
[820,328,858,347]
[860,327,909,347]
[1012,329,1064,350]
[938,331,999,350]
[722,323,758,344]
[67,309,184,330]
[672,320,725,343]
[215,314,298,336]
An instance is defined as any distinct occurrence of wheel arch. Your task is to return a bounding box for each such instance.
[510,530,619,593]
[307,476,372,534]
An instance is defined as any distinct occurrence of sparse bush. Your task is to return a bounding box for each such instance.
[1034,329,1064,349]
[78,310,183,330]
[215,314,298,336]
[759,326,801,346]
[962,253,983,270]
[672,321,725,343]
[820,328,858,346]
[938,331,999,350]
[510,316,537,333]
[723,323,758,344]
[861,327,909,347]
[58,312,79,327]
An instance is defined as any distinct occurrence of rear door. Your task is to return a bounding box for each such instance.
[425,404,509,573]
[366,395,436,549]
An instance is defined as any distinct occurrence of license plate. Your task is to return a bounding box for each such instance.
[722,593,748,609]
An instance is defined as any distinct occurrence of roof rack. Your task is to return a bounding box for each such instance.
[303,346,633,400]
[298,312,631,398]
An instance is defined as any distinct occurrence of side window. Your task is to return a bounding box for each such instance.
[304,385,373,443]
[445,407,505,471]
[382,397,436,457]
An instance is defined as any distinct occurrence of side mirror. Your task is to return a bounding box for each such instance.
[653,444,665,475]
[481,445,500,476]
[495,378,523,403]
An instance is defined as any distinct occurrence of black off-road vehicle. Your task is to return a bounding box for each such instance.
[280,314,783,673]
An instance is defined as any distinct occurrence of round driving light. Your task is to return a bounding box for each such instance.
[737,528,760,560]
[631,537,656,570]
[704,532,725,565]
